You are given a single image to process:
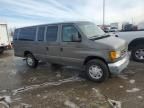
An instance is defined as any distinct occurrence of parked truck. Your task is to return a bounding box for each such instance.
[115,31,144,62]
[0,24,10,54]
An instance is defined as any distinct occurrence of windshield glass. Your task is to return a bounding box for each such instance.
[78,22,105,39]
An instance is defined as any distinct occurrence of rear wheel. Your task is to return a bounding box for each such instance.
[26,53,38,68]
[131,45,144,62]
[85,59,109,82]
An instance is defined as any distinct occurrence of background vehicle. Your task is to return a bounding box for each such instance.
[0,24,10,54]
[109,27,118,32]
[13,21,129,82]
[115,31,144,62]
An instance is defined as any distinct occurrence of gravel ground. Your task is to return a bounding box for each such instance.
[0,50,144,108]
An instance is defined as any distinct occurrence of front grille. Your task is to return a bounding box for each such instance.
[121,49,127,57]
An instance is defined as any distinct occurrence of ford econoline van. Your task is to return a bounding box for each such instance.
[13,21,129,82]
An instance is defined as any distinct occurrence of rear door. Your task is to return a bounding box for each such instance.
[45,25,61,63]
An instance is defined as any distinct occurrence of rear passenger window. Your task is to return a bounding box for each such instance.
[38,26,45,41]
[46,26,58,42]
[19,27,36,41]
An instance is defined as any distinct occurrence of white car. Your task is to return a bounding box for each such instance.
[115,31,144,62]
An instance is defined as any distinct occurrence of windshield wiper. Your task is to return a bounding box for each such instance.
[89,35,100,40]
[89,34,110,40]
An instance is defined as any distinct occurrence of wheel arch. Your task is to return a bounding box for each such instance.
[83,56,107,66]
[128,37,144,51]
[24,51,32,57]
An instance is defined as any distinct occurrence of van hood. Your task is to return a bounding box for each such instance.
[94,36,127,50]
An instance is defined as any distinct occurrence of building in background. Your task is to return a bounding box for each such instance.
[99,21,140,32]
[138,22,144,30]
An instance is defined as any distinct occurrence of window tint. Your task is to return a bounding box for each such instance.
[13,29,19,40]
[46,26,58,42]
[62,25,78,42]
[19,27,36,41]
[38,26,45,41]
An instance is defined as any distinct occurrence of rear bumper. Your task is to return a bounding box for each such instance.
[0,44,12,49]
[108,54,129,75]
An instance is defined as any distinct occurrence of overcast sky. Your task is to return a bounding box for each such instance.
[0,0,144,27]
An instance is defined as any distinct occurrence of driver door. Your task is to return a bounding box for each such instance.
[60,24,83,66]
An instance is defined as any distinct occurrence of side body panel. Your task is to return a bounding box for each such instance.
[14,24,61,64]
[13,27,37,57]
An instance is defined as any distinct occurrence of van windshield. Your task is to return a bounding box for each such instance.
[78,23,107,39]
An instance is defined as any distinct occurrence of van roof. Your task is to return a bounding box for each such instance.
[16,21,92,29]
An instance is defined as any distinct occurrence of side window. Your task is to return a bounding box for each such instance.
[62,25,79,42]
[38,26,45,41]
[19,27,36,41]
[46,26,58,42]
[13,29,19,40]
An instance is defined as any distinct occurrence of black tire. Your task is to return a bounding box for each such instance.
[85,59,109,82]
[26,53,38,68]
[131,45,144,62]
[0,48,4,54]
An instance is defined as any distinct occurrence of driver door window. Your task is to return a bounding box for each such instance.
[62,25,79,42]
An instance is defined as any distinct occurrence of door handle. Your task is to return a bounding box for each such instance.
[46,47,49,51]
[60,47,63,52]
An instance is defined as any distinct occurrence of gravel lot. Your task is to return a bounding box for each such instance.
[0,50,144,108]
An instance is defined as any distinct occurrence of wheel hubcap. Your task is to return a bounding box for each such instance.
[89,65,103,80]
[27,57,33,66]
[135,49,144,60]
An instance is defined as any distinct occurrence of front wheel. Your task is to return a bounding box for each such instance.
[26,54,38,68]
[131,45,144,62]
[85,59,109,82]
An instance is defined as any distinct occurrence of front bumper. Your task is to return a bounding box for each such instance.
[108,54,129,75]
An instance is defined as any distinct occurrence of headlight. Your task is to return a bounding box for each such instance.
[109,51,121,61]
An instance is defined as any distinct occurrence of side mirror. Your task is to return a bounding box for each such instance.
[71,33,81,42]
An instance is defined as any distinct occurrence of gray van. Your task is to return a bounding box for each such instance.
[13,21,129,82]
